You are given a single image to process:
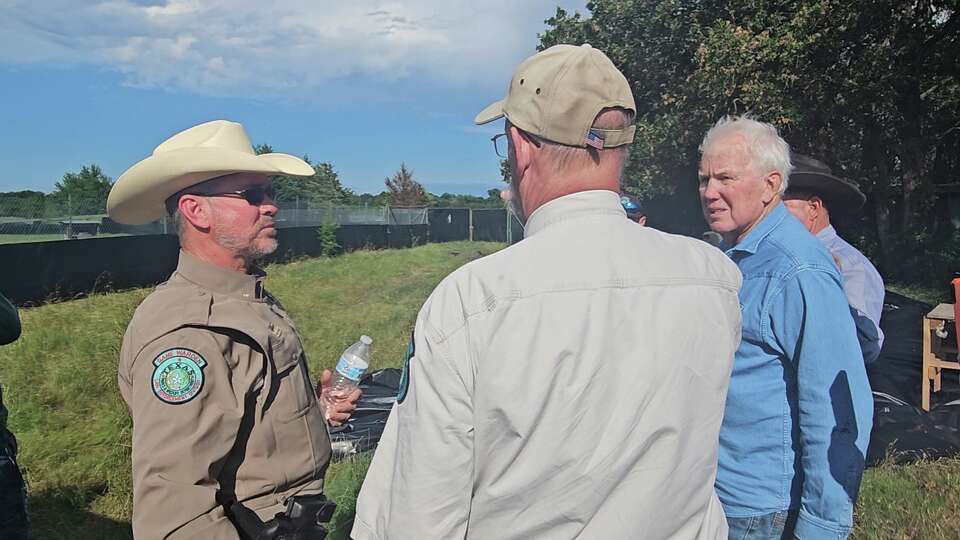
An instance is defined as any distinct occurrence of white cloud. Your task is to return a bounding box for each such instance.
[0,0,586,101]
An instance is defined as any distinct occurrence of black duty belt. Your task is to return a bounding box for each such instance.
[225,493,337,540]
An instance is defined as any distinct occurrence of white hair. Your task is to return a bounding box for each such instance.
[699,115,793,194]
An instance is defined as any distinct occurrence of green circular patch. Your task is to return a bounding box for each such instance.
[151,348,207,404]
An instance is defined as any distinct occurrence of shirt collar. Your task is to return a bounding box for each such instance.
[726,201,790,256]
[176,250,266,301]
[524,190,626,237]
[815,224,838,243]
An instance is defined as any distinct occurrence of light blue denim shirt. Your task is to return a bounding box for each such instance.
[716,203,874,539]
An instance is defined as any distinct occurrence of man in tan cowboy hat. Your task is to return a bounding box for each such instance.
[109,120,359,539]
[352,44,742,539]
[782,153,885,363]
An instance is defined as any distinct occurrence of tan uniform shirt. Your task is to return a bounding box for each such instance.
[353,190,743,540]
[118,250,331,540]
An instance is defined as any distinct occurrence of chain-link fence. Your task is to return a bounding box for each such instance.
[274,203,428,227]
[0,198,432,245]
[0,194,112,243]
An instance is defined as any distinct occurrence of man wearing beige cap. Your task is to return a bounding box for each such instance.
[353,44,742,539]
[109,120,358,539]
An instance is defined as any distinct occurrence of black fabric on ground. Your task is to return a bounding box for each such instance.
[328,369,399,460]
[332,292,960,466]
[866,291,960,465]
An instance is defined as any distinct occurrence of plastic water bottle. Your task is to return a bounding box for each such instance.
[321,335,372,420]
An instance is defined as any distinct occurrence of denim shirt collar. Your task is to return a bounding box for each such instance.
[726,202,790,256]
[524,190,626,237]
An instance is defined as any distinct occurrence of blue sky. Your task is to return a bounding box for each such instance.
[0,0,586,196]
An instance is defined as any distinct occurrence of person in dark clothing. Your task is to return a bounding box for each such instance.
[0,292,28,539]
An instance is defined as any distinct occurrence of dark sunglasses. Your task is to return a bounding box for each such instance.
[196,184,276,205]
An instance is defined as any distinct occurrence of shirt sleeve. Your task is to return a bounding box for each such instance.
[767,268,874,539]
[353,316,474,540]
[840,255,886,356]
[850,306,882,365]
[0,293,21,346]
[126,327,262,540]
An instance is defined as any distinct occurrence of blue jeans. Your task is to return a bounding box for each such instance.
[727,510,798,540]
[0,450,30,540]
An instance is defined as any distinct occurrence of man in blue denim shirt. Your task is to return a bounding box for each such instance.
[698,117,873,539]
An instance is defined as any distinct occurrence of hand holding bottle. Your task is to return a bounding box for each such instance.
[318,336,371,426]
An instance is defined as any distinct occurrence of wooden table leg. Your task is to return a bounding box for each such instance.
[923,317,932,411]
[934,367,942,392]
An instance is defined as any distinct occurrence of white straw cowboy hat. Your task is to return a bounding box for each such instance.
[107,120,314,225]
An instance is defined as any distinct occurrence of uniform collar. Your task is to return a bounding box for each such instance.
[176,250,267,301]
[815,224,838,243]
[726,201,790,256]
[524,190,626,237]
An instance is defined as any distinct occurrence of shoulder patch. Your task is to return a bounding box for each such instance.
[151,347,207,404]
[397,333,414,404]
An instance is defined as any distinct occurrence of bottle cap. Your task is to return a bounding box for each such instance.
[360,335,373,345]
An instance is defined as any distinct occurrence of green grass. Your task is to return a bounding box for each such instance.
[0,241,503,539]
[887,282,955,306]
[854,457,960,539]
[0,233,130,244]
[2,241,959,539]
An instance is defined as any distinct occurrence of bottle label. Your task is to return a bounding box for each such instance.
[336,357,365,381]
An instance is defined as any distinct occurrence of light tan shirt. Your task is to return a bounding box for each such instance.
[118,250,331,540]
[353,190,743,539]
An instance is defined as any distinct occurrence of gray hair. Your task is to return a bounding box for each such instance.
[699,115,792,194]
[169,208,186,238]
[539,108,635,174]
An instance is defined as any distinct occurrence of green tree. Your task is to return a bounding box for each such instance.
[0,191,47,218]
[254,144,354,206]
[541,0,960,280]
[50,164,113,215]
[385,164,427,207]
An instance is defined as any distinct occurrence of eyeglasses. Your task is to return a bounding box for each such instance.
[195,185,276,205]
[491,130,541,158]
[491,133,509,158]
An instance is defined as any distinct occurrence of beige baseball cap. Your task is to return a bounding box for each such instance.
[475,44,636,149]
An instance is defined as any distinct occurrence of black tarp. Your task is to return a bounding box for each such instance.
[331,291,960,465]
[328,369,399,460]
[866,291,960,464]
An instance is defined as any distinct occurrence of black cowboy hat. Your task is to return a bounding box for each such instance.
[786,154,866,213]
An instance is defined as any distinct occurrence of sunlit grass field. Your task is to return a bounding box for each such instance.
[0,241,957,539]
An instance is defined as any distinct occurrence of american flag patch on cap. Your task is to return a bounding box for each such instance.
[586,130,605,149]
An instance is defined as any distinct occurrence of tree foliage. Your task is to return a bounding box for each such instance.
[385,163,427,207]
[0,190,47,218]
[50,164,113,215]
[254,144,354,205]
[541,0,960,281]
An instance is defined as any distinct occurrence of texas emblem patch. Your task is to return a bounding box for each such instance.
[151,348,207,404]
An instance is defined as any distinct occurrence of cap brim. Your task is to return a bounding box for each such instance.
[107,148,313,225]
[474,99,505,125]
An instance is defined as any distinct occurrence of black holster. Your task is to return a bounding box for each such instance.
[225,494,337,540]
